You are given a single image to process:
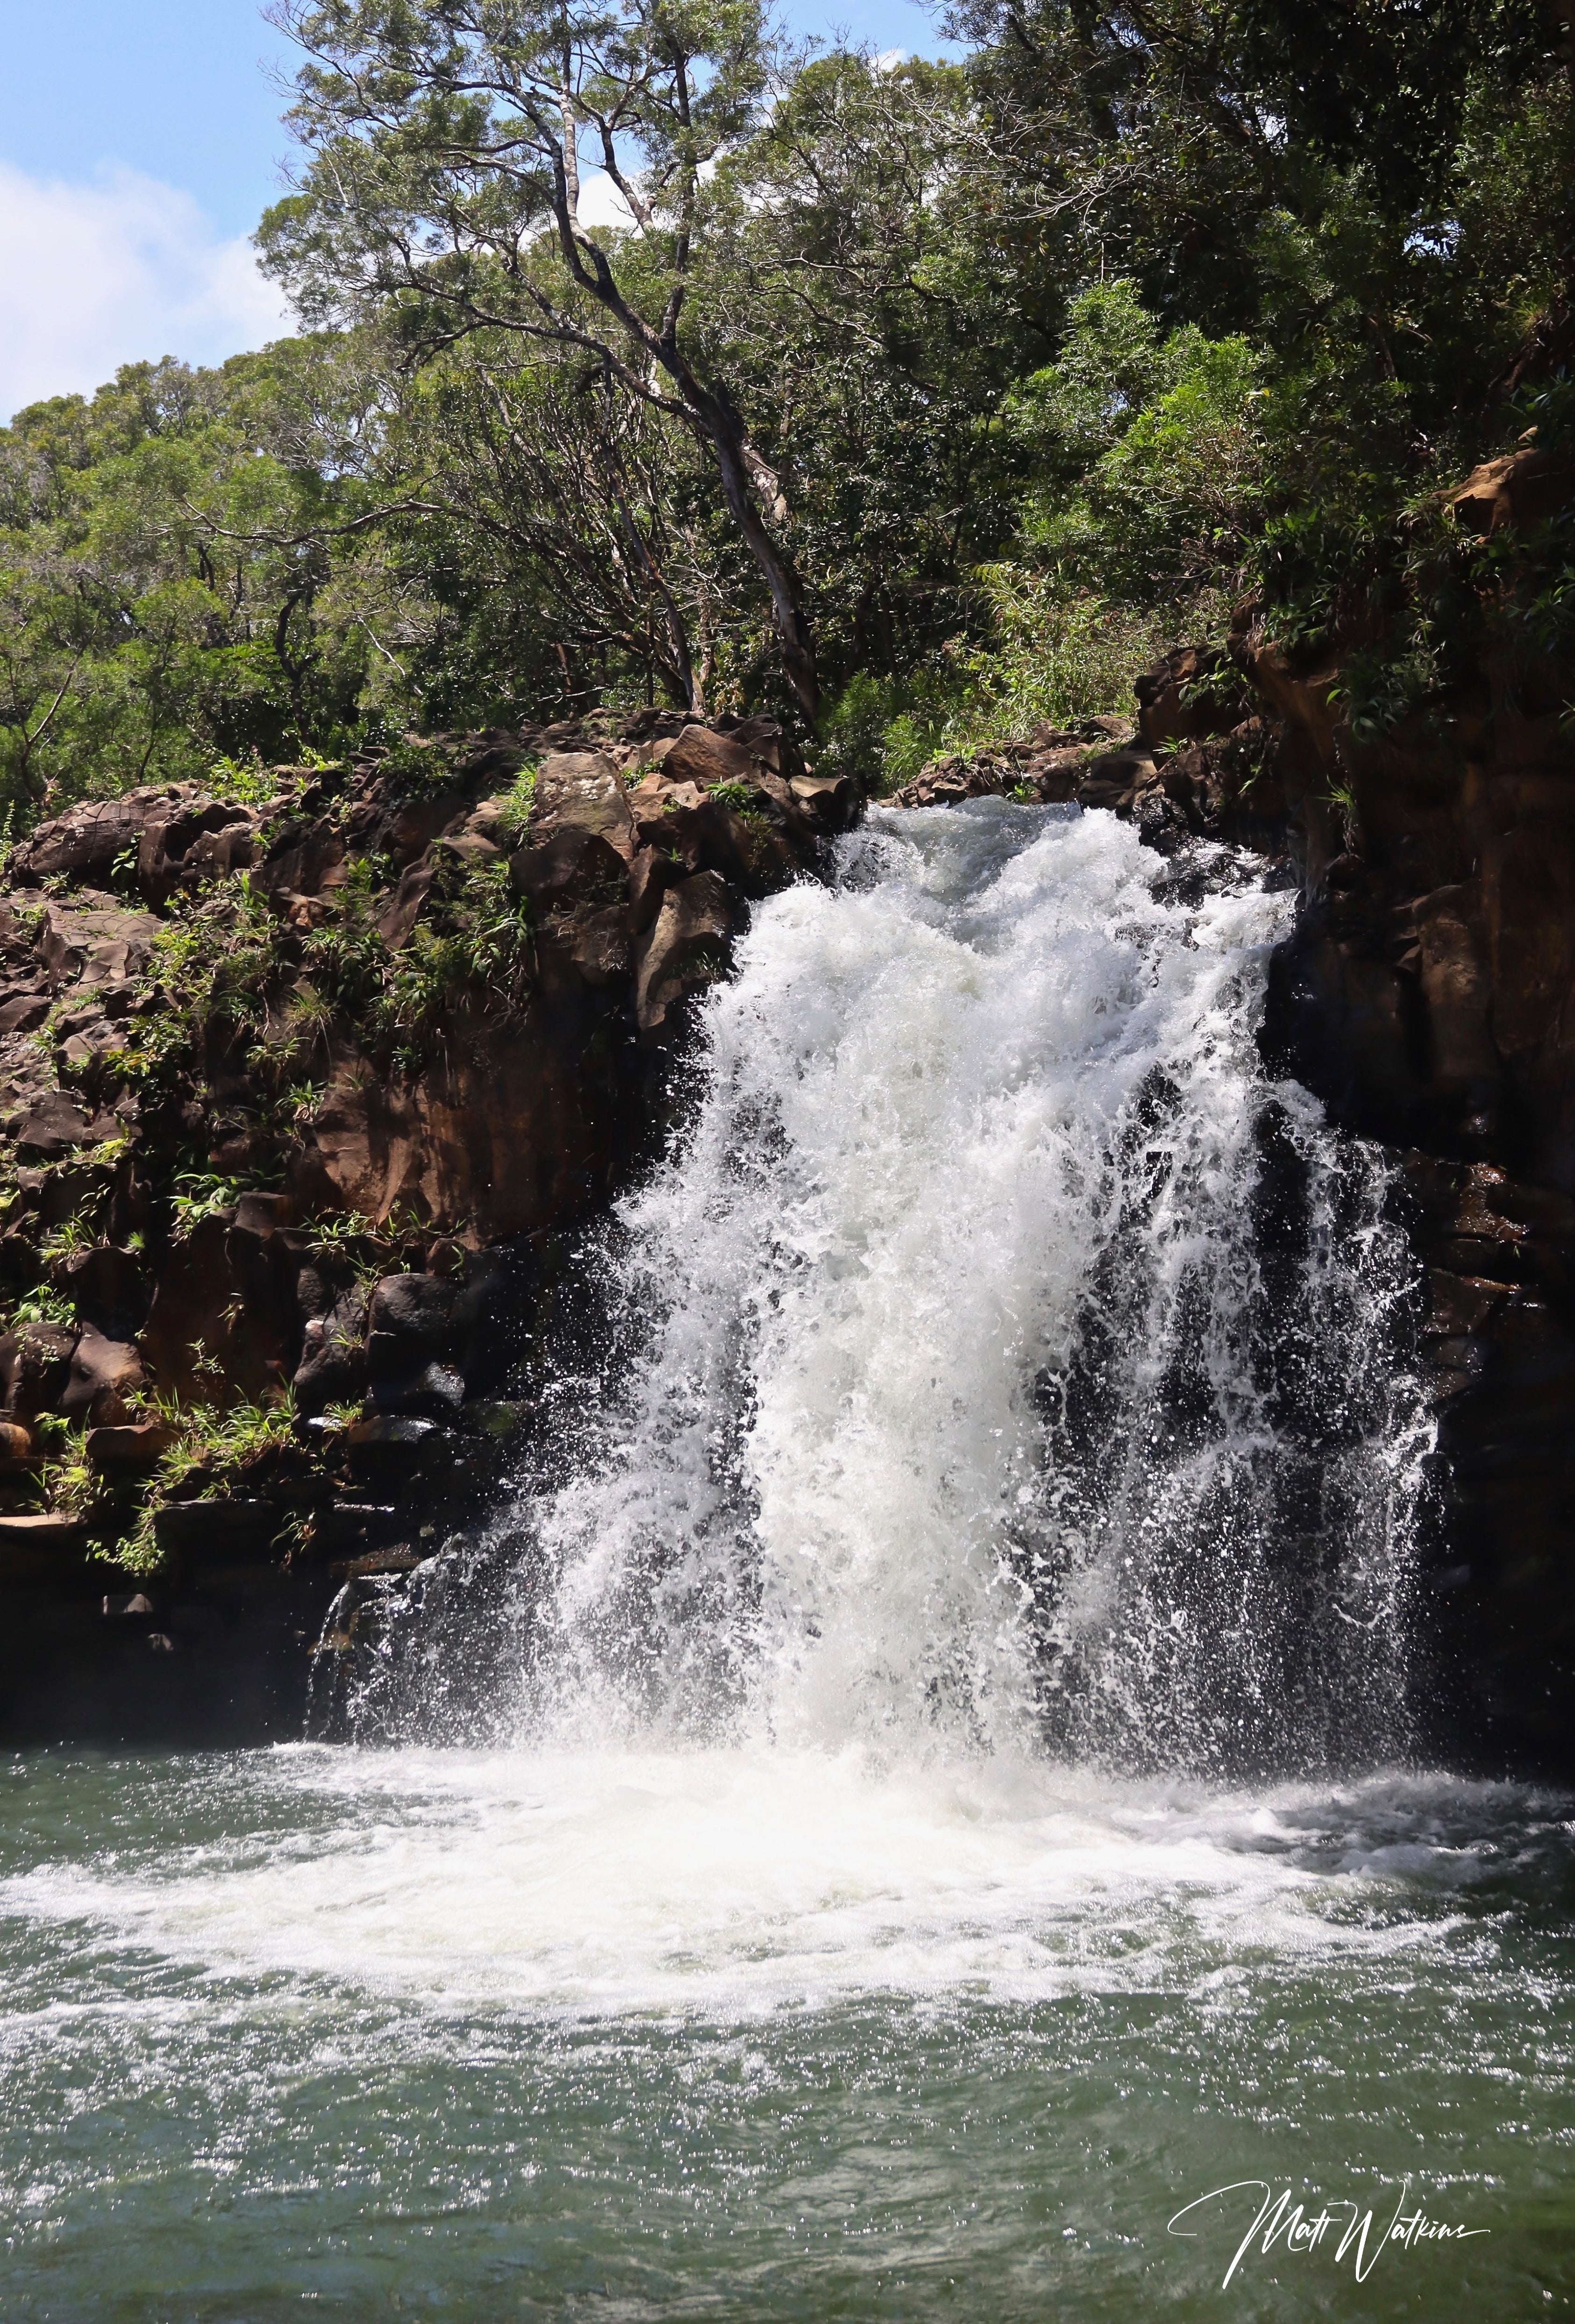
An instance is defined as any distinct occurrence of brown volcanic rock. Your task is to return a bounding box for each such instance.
[255,816,347,902]
[509,825,629,913]
[292,1027,620,1241]
[537,904,632,991]
[140,1214,300,1406]
[0,1325,77,1419]
[531,752,637,860]
[87,1419,179,1470]
[58,1325,144,1426]
[657,726,757,787]
[37,900,161,991]
[13,793,168,887]
[1450,443,1575,539]
[634,872,736,1034]
[9,785,268,906]
[0,713,851,1647]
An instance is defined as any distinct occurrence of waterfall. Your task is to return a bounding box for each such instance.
[320,802,1432,1772]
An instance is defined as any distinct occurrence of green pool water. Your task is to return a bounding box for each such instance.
[1,1746,1570,2321]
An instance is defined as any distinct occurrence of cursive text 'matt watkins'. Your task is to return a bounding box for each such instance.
[1168,2178,1489,2289]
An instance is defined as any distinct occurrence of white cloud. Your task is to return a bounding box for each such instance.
[0,162,292,422]
[575,171,637,232]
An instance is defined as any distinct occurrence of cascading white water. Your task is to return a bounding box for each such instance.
[326,802,1431,1771]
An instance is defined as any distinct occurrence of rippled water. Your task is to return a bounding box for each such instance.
[6,805,1569,2318]
[1,1748,1572,2318]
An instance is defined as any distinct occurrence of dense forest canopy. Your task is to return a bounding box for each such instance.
[1,0,1570,820]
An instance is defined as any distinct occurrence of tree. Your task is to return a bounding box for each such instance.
[399,339,732,710]
[258,0,822,715]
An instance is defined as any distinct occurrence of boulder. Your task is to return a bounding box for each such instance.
[341,1414,439,1450]
[366,1273,460,1373]
[787,773,855,832]
[1449,443,1575,540]
[153,1499,280,1560]
[509,824,629,912]
[292,1284,370,1419]
[11,794,162,886]
[0,1420,36,1469]
[531,752,637,861]
[37,902,161,992]
[657,726,756,787]
[0,1324,78,1418]
[0,1511,88,1576]
[87,1419,178,1470]
[343,1412,442,1485]
[634,872,736,1034]
[629,777,705,837]
[57,1245,150,1339]
[134,794,257,901]
[376,860,439,948]
[381,793,470,870]
[139,1214,299,1405]
[627,845,685,936]
[15,1093,95,1160]
[1075,746,1157,811]
[537,904,632,992]
[232,1192,294,1238]
[256,818,347,901]
[1134,646,1249,753]
[0,993,50,1037]
[59,1326,144,1426]
[713,714,796,774]
[366,1360,466,1419]
[648,798,798,899]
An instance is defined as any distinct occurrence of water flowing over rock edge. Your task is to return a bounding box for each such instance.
[315,806,1432,1780]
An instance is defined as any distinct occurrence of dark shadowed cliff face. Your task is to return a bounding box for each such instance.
[0,711,855,1742]
[1122,444,1575,1771]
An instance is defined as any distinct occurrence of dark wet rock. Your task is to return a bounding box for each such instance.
[344,1414,441,1447]
[153,1499,282,1560]
[141,1214,300,1407]
[0,1512,88,1572]
[537,903,632,991]
[509,823,629,912]
[292,1285,370,1419]
[366,1272,461,1371]
[256,816,347,902]
[0,713,848,1740]
[627,844,685,936]
[367,1361,466,1419]
[789,773,856,831]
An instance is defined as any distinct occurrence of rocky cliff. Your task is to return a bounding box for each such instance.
[0,710,853,1740]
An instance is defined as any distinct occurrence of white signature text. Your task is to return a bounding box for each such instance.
[1168,2177,1489,2288]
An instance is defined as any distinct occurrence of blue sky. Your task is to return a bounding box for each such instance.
[0,0,949,421]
